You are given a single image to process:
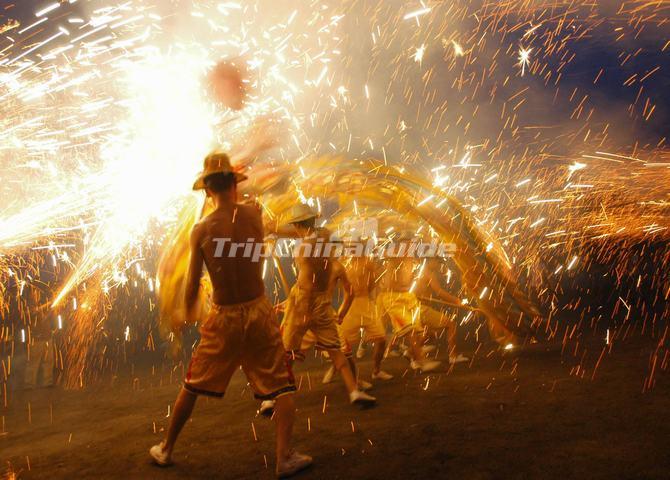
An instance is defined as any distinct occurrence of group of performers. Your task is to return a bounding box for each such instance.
[150,152,478,478]
[260,206,477,416]
[148,60,536,478]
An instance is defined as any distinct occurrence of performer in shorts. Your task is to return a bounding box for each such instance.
[150,153,311,478]
[376,233,441,373]
[415,256,474,364]
[261,204,376,415]
[323,255,393,384]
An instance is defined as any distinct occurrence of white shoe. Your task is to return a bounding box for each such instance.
[355,343,366,359]
[419,360,442,373]
[149,443,172,467]
[322,365,336,384]
[259,400,276,417]
[357,379,373,391]
[449,354,469,364]
[371,370,394,381]
[410,360,442,373]
[349,389,376,406]
[422,345,437,354]
[276,450,313,478]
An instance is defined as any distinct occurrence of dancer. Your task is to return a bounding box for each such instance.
[323,254,392,384]
[376,233,441,373]
[150,153,311,478]
[415,256,474,364]
[261,204,376,415]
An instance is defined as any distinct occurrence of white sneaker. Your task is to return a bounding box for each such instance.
[410,359,442,373]
[349,389,376,406]
[149,443,172,467]
[322,365,336,384]
[419,360,442,373]
[357,379,373,391]
[371,370,394,381]
[259,400,276,417]
[355,343,366,359]
[449,354,469,364]
[276,450,313,478]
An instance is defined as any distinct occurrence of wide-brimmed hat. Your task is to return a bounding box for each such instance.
[192,152,247,190]
[286,203,318,224]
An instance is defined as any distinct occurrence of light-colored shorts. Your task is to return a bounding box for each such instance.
[339,296,386,354]
[185,296,296,400]
[282,286,341,358]
[376,291,422,337]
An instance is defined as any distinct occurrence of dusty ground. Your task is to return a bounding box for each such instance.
[2,335,669,480]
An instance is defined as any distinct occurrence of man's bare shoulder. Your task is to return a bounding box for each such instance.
[332,259,346,277]
[192,217,207,239]
[234,202,263,222]
[315,226,332,241]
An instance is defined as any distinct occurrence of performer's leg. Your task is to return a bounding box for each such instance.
[446,319,458,357]
[274,392,312,476]
[163,387,197,456]
[273,393,295,462]
[328,349,358,394]
[372,338,386,375]
[345,352,359,380]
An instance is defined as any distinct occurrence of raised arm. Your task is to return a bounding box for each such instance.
[229,115,279,165]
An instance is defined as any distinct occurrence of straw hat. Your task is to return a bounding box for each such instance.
[192,152,247,190]
[286,203,318,224]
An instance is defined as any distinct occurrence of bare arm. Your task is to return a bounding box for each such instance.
[425,269,475,310]
[366,259,377,297]
[372,259,388,297]
[229,115,279,164]
[184,225,205,325]
[336,262,354,324]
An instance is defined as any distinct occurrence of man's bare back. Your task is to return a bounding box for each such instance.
[193,203,265,305]
[294,228,333,293]
[413,260,438,299]
[379,257,416,293]
[345,256,376,297]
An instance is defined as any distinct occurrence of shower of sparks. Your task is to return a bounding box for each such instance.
[1,0,669,388]
[1,0,342,308]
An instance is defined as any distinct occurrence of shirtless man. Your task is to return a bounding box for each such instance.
[415,257,474,364]
[150,153,311,478]
[376,234,441,373]
[261,204,376,414]
[323,255,393,383]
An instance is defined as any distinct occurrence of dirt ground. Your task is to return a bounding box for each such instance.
[2,335,669,480]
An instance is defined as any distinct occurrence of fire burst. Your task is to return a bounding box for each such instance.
[517,46,532,76]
